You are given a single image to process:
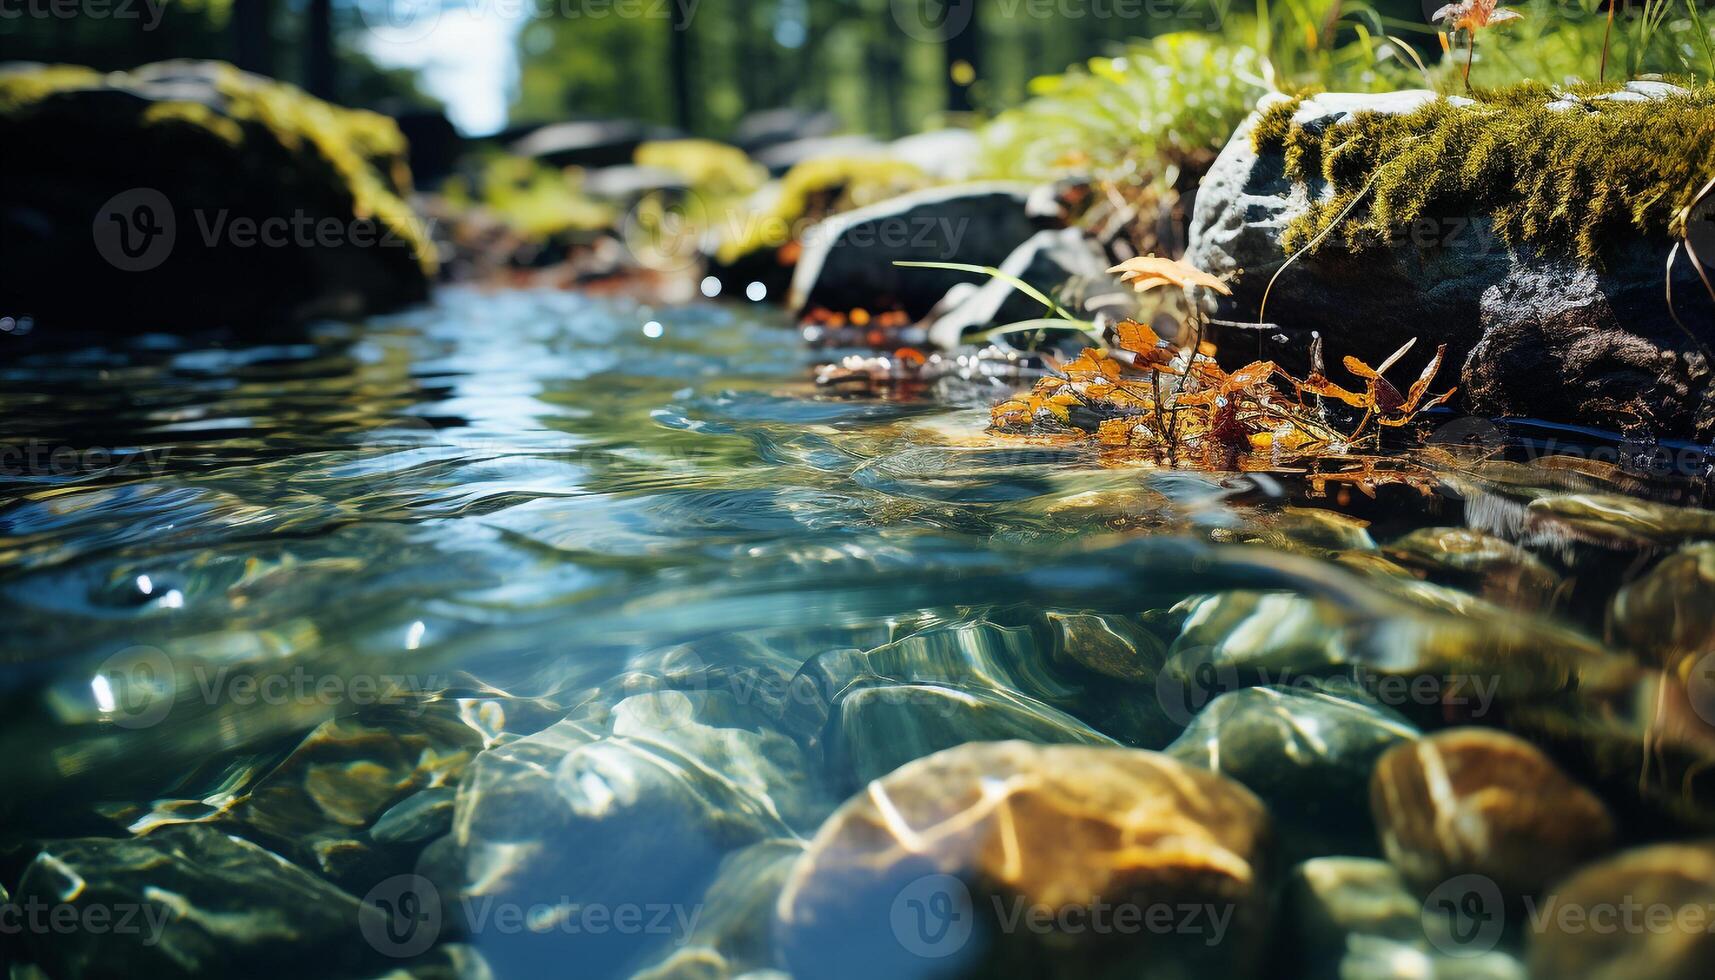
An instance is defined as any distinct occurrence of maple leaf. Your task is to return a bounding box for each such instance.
[1107,256,1232,296]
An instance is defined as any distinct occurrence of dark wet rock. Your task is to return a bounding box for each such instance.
[784,617,1176,756]
[926,228,1125,350]
[1291,857,1532,979]
[1526,493,1715,548]
[753,135,886,176]
[1528,840,1715,979]
[1044,610,1168,685]
[1290,857,1422,957]
[631,839,803,980]
[0,61,433,331]
[1370,728,1615,896]
[1504,670,1715,834]
[370,788,458,848]
[1167,685,1418,860]
[1165,587,1636,713]
[1185,90,1714,441]
[15,825,374,978]
[1610,542,1715,668]
[207,711,479,887]
[823,680,1116,792]
[732,107,840,156]
[1382,527,1563,610]
[788,183,1040,320]
[508,119,681,168]
[776,741,1272,980]
[451,691,822,978]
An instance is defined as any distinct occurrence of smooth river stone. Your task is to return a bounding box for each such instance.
[1288,857,1527,980]
[823,681,1116,792]
[15,825,374,978]
[1166,685,1418,860]
[775,741,1272,979]
[1610,542,1715,668]
[452,691,823,978]
[1528,841,1715,980]
[1382,527,1562,610]
[1369,729,1615,896]
[630,839,804,980]
[1044,611,1168,684]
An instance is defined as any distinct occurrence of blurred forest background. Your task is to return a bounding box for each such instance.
[1,0,1437,137]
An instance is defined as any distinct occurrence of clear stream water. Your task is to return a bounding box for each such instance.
[1,289,1712,978]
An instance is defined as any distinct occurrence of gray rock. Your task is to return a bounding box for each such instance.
[927,228,1125,350]
[509,119,681,168]
[733,108,841,156]
[789,183,1040,320]
[1185,90,1714,440]
[15,825,375,978]
[1166,685,1419,860]
[753,135,886,176]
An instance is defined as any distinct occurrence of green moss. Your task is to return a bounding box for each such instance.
[1252,83,1715,263]
[475,155,615,240]
[715,156,931,264]
[1,62,434,276]
[634,139,764,199]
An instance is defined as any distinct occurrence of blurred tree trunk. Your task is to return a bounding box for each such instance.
[304,0,335,99]
[670,2,696,131]
[944,0,980,112]
[233,0,276,77]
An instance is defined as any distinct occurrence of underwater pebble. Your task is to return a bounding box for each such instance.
[1369,728,1615,896]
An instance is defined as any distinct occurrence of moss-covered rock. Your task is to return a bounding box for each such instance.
[0,60,433,331]
[1187,85,1715,441]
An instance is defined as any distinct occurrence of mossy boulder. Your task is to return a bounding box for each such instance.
[1187,85,1715,441]
[0,60,433,331]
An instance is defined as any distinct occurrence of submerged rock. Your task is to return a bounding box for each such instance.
[1167,685,1418,860]
[631,839,804,980]
[1528,841,1715,979]
[775,741,1272,979]
[822,680,1116,792]
[15,825,373,977]
[1185,89,1714,440]
[0,61,432,331]
[1369,729,1615,896]
[450,691,822,977]
[1289,856,1529,980]
[1610,542,1715,667]
[788,183,1041,320]
[1382,527,1563,611]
